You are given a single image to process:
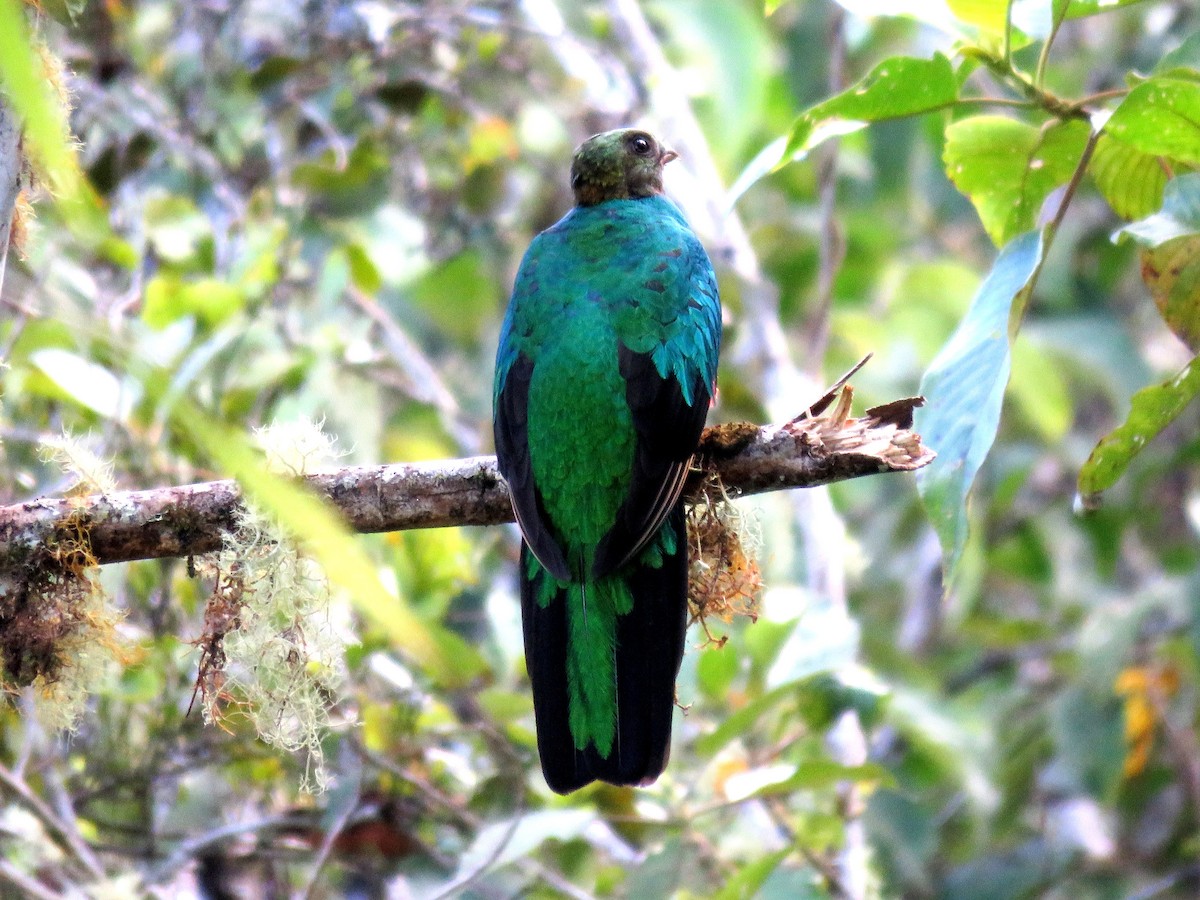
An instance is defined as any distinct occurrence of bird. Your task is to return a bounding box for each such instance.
[493,128,722,793]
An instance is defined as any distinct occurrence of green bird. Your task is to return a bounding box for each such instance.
[493,128,721,793]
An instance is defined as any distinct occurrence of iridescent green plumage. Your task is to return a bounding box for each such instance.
[494,129,721,793]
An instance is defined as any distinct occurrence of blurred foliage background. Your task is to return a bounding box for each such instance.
[3,0,1200,897]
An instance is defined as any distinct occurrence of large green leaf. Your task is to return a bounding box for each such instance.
[1103,77,1200,165]
[1078,355,1200,502]
[944,116,1091,245]
[916,231,1045,583]
[782,54,959,162]
[1088,134,1168,220]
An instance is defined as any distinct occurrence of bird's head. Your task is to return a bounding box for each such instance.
[569,128,678,207]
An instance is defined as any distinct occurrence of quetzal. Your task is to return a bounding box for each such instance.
[493,128,721,793]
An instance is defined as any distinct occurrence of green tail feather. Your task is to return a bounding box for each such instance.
[565,577,633,755]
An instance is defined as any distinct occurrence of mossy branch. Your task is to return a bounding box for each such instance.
[0,399,932,577]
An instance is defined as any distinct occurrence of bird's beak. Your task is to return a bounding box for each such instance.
[660,148,679,165]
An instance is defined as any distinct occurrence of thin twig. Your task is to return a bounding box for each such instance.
[427,811,525,900]
[148,814,299,883]
[1034,3,1068,90]
[352,738,476,829]
[0,859,64,900]
[0,761,106,881]
[295,790,359,900]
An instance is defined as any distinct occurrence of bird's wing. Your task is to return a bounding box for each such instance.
[591,230,721,578]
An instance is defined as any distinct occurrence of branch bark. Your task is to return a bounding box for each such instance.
[0,403,932,576]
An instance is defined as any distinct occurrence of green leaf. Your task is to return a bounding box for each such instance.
[694,685,792,757]
[410,250,500,343]
[944,116,1090,245]
[1088,134,1168,220]
[712,849,791,900]
[696,643,739,698]
[624,834,687,897]
[916,231,1045,583]
[0,0,128,258]
[143,275,245,329]
[1007,339,1072,442]
[1103,77,1200,165]
[782,54,959,162]
[1078,355,1200,502]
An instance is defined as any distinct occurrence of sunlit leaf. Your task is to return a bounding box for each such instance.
[944,116,1090,245]
[1078,355,1200,502]
[916,231,1044,583]
[1103,77,1200,165]
[143,275,245,329]
[782,54,959,163]
[946,0,1010,31]
[29,348,139,420]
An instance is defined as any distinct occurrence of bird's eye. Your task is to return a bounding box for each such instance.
[630,135,653,156]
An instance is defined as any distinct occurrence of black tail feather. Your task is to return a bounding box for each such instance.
[521,507,689,794]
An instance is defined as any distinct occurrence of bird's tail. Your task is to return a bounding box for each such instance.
[520,507,689,795]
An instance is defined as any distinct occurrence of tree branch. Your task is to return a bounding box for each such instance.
[0,403,932,576]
